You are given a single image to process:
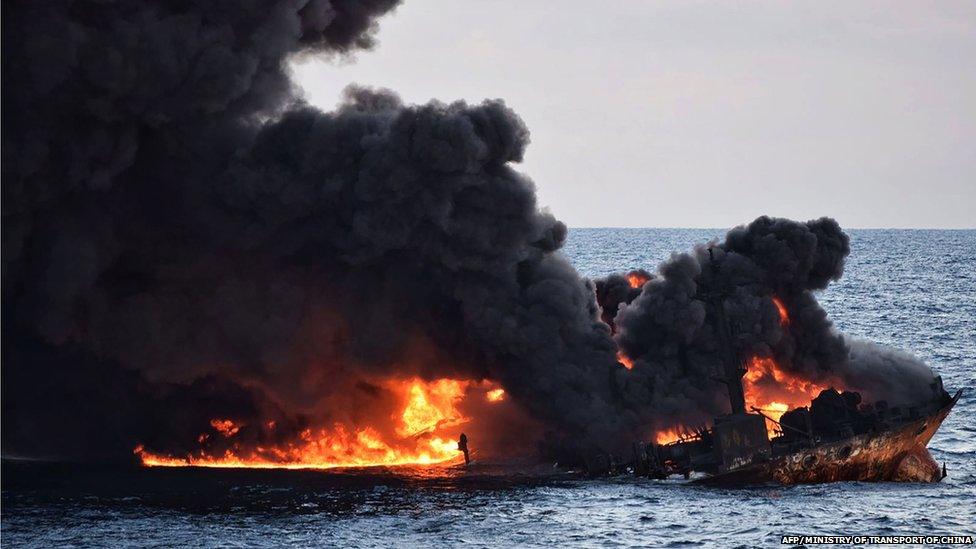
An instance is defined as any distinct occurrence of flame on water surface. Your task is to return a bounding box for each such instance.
[135,378,506,470]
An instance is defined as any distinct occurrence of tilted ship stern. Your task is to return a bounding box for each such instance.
[692,384,960,487]
[631,366,960,486]
[631,248,962,486]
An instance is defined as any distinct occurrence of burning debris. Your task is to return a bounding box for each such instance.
[1,0,955,481]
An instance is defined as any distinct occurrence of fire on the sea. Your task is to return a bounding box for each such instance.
[780,535,974,545]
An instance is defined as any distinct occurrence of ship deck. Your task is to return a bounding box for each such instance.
[691,390,961,487]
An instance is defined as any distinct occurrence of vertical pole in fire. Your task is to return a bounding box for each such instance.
[458,433,470,466]
[705,248,747,415]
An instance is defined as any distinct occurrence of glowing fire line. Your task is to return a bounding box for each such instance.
[135,378,504,470]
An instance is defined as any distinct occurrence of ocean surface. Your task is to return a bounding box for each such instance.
[3,228,975,548]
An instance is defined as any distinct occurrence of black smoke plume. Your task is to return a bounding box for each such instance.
[604,217,938,433]
[593,269,652,332]
[2,1,939,462]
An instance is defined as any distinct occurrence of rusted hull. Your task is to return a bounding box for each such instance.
[693,392,959,487]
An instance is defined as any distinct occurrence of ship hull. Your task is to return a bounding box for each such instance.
[692,391,959,487]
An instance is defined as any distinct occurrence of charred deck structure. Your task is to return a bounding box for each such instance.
[632,379,959,486]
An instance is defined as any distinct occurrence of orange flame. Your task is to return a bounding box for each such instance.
[397,379,466,437]
[654,426,693,445]
[616,350,634,370]
[627,272,651,289]
[210,418,240,437]
[135,377,482,470]
[486,388,506,402]
[772,296,790,326]
[650,343,835,444]
[743,356,831,437]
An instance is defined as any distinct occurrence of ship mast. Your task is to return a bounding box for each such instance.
[706,247,747,415]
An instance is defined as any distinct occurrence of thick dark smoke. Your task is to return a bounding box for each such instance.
[604,217,938,432]
[3,0,625,460]
[593,269,652,331]
[2,0,404,458]
[2,2,939,462]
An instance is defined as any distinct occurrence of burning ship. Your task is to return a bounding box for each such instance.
[623,250,961,486]
[1,2,957,479]
[631,366,959,486]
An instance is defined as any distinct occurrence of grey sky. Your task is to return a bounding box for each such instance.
[292,1,975,229]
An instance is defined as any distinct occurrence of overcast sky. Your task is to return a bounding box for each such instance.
[292,1,975,229]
